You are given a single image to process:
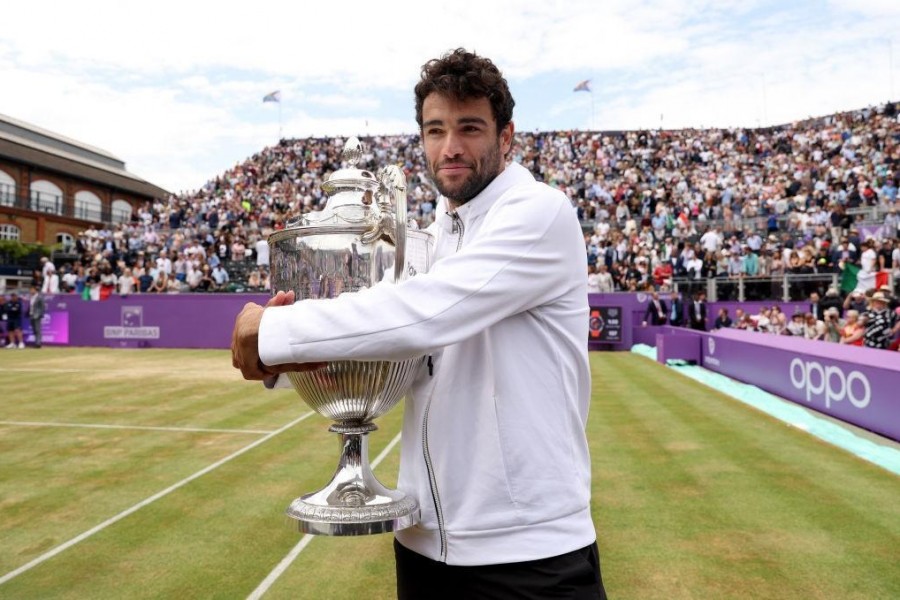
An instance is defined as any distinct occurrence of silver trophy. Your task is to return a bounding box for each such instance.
[268,137,433,535]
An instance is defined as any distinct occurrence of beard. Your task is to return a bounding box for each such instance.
[428,140,503,206]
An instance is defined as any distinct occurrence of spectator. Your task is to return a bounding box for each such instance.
[786,312,806,336]
[840,310,865,346]
[4,292,24,348]
[823,307,843,342]
[862,292,899,349]
[118,268,136,296]
[642,291,668,326]
[688,292,707,330]
[28,285,45,348]
[42,266,60,294]
[211,264,230,289]
[714,307,732,329]
[668,291,685,326]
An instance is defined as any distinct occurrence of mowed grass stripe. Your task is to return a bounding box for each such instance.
[247,433,404,600]
[0,420,273,434]
[590,353,900,600]
[0,347,405,598]
[0,406,404,599]
[0,348,299,432]
[1,349,898,599]
[0,410,316,587]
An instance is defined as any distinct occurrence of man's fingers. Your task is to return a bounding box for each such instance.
[268,361,328,374]
[266,290,296,308]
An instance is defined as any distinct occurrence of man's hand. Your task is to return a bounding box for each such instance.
[231,290,326,381]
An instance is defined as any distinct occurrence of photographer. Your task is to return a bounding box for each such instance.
[823,307,843,342]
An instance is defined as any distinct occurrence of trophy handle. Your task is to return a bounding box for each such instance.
[373,165,408,283]
[392,170,407,284]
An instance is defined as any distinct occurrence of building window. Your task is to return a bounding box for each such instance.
[57,232,76,252]
[111,199,133,224]
[74,190,103,222]
[0,170,15,207]
[30,180,64,215]
[0,224,21,241]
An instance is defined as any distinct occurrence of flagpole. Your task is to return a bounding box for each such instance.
[591,91,595,131]
[278,101,283,141]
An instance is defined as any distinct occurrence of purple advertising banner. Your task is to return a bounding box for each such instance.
[41,293,270,349]
[702,328,900,441]
[23,312,70,344]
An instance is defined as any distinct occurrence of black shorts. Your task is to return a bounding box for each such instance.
[7,320,21,331]
[395,539,608,600]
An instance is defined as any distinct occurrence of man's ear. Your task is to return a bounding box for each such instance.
[500,121,514,157]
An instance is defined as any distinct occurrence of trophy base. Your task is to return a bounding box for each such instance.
[286,426,420,536]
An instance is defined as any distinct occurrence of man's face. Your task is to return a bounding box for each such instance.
[421,93,513,206]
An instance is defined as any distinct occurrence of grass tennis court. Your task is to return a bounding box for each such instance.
[1,348,898,599]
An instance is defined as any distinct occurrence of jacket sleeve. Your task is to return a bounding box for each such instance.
[259,186,583,365]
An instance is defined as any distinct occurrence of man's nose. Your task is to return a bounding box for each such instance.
[442,131,465,158]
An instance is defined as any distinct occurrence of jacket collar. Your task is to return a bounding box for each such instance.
[435,163,533,233]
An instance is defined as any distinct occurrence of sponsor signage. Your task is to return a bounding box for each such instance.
[22,311,70,344]
[103,306,160,339]
[702,328,899,441]
[589,306,622,343]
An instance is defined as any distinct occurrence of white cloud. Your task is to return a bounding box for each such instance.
[0,1,897,192]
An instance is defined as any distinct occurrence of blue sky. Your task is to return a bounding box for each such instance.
[0,0,897,194]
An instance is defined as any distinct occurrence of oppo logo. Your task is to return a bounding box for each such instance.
[789,358,871,409]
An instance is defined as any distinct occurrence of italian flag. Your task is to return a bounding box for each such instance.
[841,264,890,293]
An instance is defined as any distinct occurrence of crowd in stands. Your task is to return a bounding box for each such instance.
[26,101,899,313]
[712,286,900,351]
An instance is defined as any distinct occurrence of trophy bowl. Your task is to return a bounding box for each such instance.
[268,138,433,535]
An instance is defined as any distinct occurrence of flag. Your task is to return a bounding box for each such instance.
[573,79,591,93]
[840,263,886,294]
[839,263,859,294]
[263,90,281,103]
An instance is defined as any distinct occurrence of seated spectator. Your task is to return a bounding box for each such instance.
[197,265,215,292]
[803,313,826,341]
[839,310,865,346]
[769,305,787,334]
[714,308,732,329]
[137,270,154,293]
[247,269,262,289]
[823,307,843,342]
[118,268,136,296]
[862,292,899,349]
[150,271,168,294]
[211,264,230,289]
[786,312,806,336]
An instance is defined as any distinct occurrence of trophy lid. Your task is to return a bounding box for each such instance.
[321,137,379,195]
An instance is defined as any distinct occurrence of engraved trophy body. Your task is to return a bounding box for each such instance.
[267,138,433,535]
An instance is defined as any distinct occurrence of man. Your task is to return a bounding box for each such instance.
[688,291,708,331]
[642,290,668,326]
[4,291,24,348]
[862,292,899,349]
[668,290,685,326]
[232,49,603,599]
[211,263,230,289]
[41,265,60,294]
[28,285,46,348]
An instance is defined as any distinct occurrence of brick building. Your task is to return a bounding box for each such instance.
[0,113,168,249]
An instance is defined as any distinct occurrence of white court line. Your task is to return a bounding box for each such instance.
[246,432,403,600]
[0,367,214,374]
[0,410,316,587]
[0,420,273,435]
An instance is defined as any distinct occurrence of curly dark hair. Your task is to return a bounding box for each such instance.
[414,48,515,133]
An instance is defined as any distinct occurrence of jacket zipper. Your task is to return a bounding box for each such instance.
[422,210,465,562]
[449,210,465,251]
[422,385,447,561]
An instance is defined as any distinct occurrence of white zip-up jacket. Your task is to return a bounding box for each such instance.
[259,162,594,565]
